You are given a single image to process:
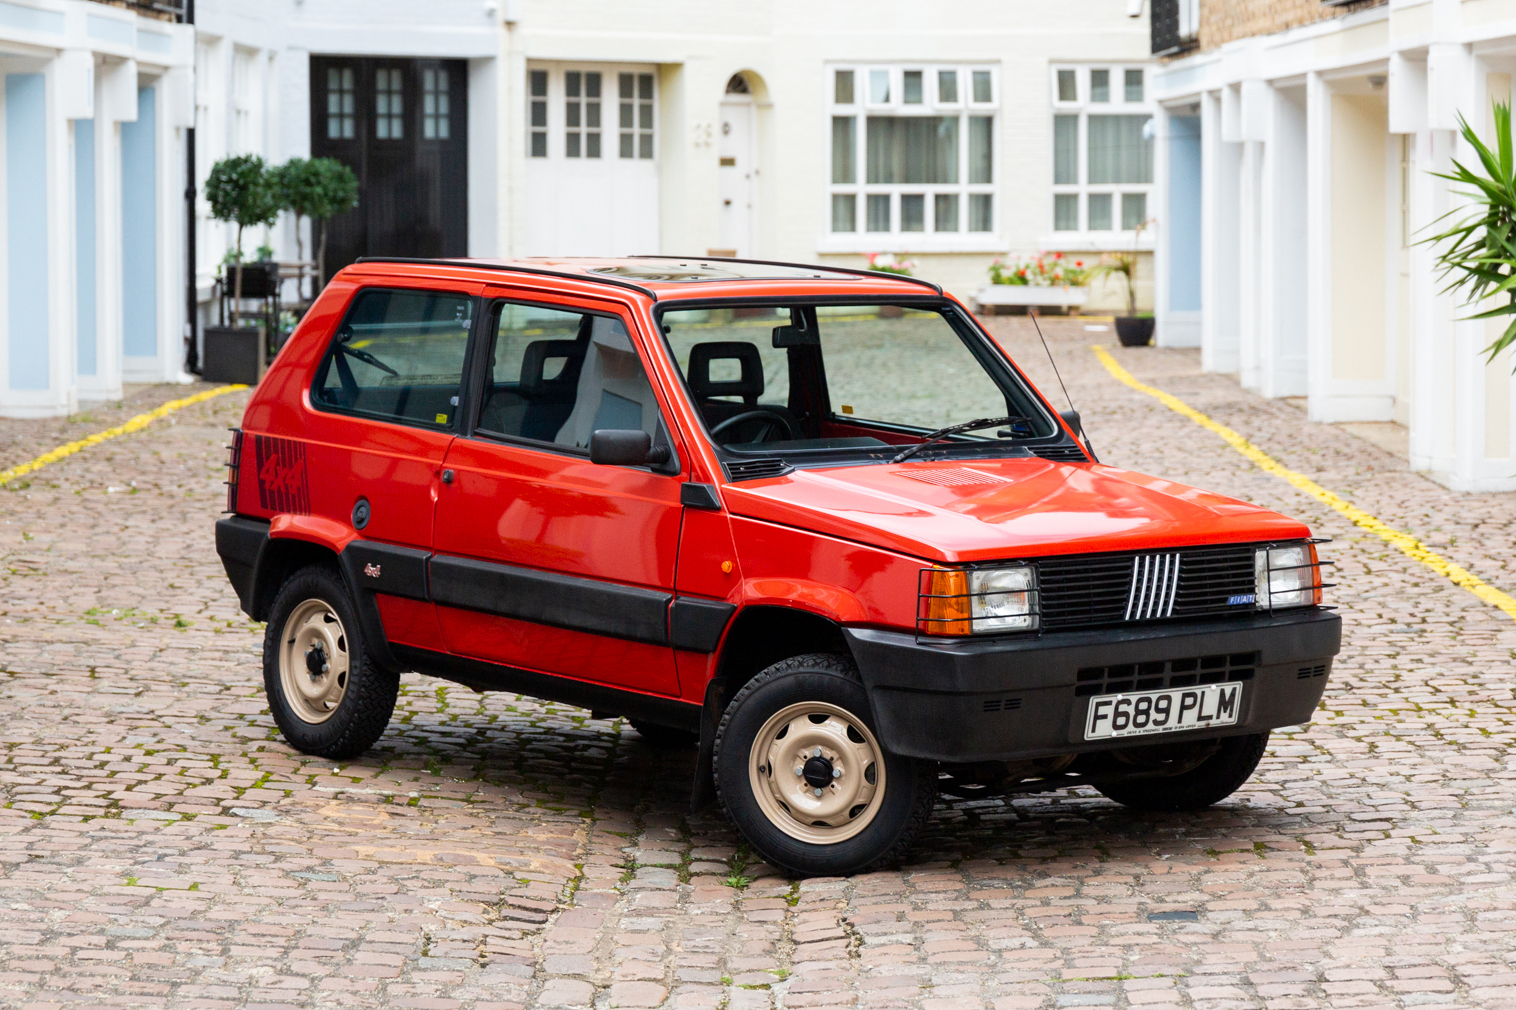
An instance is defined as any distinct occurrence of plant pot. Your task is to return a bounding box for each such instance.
[202,326,265,384]
[228,261,280,299]
[1115,316,1155,347]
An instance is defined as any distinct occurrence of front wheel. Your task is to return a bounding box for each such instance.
[1094,732,1270,811]
[263,565,399,760]
[713,654,937,877]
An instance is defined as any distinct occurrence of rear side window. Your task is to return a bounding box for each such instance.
[313,288,474,428]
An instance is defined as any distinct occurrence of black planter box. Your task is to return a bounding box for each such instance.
[1115,316,1156,347]
[227,262,279,299]
[202,327,264,385]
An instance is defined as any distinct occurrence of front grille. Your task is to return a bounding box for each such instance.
[1075,652,1259,698]
[1038,544,1258,630]
[1029,443,1090,463]
[725,458,791,481]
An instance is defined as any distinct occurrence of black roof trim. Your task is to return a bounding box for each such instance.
[629,254,945,295]
[350,257,660,301]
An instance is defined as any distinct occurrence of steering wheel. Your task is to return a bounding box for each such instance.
[710,409,798,444]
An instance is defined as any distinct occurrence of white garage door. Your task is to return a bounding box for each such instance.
[524,62,660,257]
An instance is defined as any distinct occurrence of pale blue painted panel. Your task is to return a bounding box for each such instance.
[0,1,63,35]
[121,87,157,359]
[86,14,133,47]
[76,118,96,376]
[7,73,49,391]
[136,29,172,54]
[1168,115,1202,314]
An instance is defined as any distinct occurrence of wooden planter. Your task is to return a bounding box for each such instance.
[202,326,265,385]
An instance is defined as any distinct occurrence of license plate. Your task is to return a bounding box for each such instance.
[1084,683,1243,740]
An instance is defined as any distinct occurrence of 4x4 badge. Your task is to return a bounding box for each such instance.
[364,564,382,578]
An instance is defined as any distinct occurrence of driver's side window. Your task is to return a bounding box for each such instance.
[475,301,665,449]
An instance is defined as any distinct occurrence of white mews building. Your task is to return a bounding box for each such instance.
[1149,0,1516,491]
[0,0,1154,418]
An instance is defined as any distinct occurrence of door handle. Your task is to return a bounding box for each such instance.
[441,469,454,485]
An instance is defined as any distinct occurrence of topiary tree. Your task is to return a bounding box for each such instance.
[303,157,360,294]
[275,158,321,300]
[205,154,280,329]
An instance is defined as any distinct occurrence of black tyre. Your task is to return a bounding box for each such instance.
[713,653,937,877]
[628,719,699,748]
[1094,732,1270,811]
[262,565,399,760]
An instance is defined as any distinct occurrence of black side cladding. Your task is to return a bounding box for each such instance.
[428,553,673,645]
[670,597,737,652]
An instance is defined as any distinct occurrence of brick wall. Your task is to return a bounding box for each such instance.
[1199,0,1386,50]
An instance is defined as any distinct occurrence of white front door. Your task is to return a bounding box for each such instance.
[717,97,755,257]
[524,62,660,256]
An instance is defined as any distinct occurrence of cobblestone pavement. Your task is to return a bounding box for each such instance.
[1,320,1514,1010]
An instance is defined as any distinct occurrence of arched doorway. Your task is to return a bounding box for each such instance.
[717,73,758,257]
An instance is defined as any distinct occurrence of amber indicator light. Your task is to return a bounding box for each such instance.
[918,569,972,635]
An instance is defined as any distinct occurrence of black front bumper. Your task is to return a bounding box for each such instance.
[844,609,1340,763]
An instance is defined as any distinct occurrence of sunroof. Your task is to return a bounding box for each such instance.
[590,262,858,282]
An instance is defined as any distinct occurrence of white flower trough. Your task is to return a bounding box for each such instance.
[974,285,1090,310]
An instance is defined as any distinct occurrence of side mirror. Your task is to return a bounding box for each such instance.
[1059,409,1083,436]
[589,429,672,467]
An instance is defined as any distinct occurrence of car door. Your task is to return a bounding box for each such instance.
[430,292,684,696]
[304,282,481,652]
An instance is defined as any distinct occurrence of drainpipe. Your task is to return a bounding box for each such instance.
[183,0,199,374]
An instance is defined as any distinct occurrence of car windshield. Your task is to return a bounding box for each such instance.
[658,303,1058,463]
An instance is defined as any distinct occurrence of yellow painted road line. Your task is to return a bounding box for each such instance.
[1091,344,1516,623]
[0,384,247,488]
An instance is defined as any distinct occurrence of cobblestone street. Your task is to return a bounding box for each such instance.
[1,317,1514,1010]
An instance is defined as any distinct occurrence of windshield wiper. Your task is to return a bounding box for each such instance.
[890,416,1032,464]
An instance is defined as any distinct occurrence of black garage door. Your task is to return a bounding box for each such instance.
[310,56,468,278]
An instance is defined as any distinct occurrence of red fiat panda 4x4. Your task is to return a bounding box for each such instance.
[216,256,1339,876]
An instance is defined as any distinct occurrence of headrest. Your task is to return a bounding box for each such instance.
[519,340,580,398]
[688,342,764,403]
[590,315,635,352]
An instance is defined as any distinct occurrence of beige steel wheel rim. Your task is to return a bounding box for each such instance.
[278,599,351,725]
[748,700,886,845]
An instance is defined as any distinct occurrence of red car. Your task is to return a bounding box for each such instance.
[216,256,1339,876]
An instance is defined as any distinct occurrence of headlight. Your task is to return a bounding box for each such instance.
[1255,543,1321,609]
[919,565,1039,635]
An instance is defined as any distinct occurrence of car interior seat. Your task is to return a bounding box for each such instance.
[687,341,798,442]
[555,316,664,450]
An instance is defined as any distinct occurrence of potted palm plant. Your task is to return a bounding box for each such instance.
[1426,100,1516,366]
[1090,220,1155,346]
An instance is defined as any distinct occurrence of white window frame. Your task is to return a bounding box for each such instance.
[820,63,1005,254]
[1048,63,1158,251]
[525,62,657,164]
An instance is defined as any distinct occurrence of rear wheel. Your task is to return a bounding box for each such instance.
[714,654,937,876]
[263,565,399,760]
[1094,732,1270,811]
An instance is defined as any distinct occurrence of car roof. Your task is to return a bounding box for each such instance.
[344,255,944,303]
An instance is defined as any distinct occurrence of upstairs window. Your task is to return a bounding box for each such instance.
[1051,64,1155,235]
[828,63,997,245]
